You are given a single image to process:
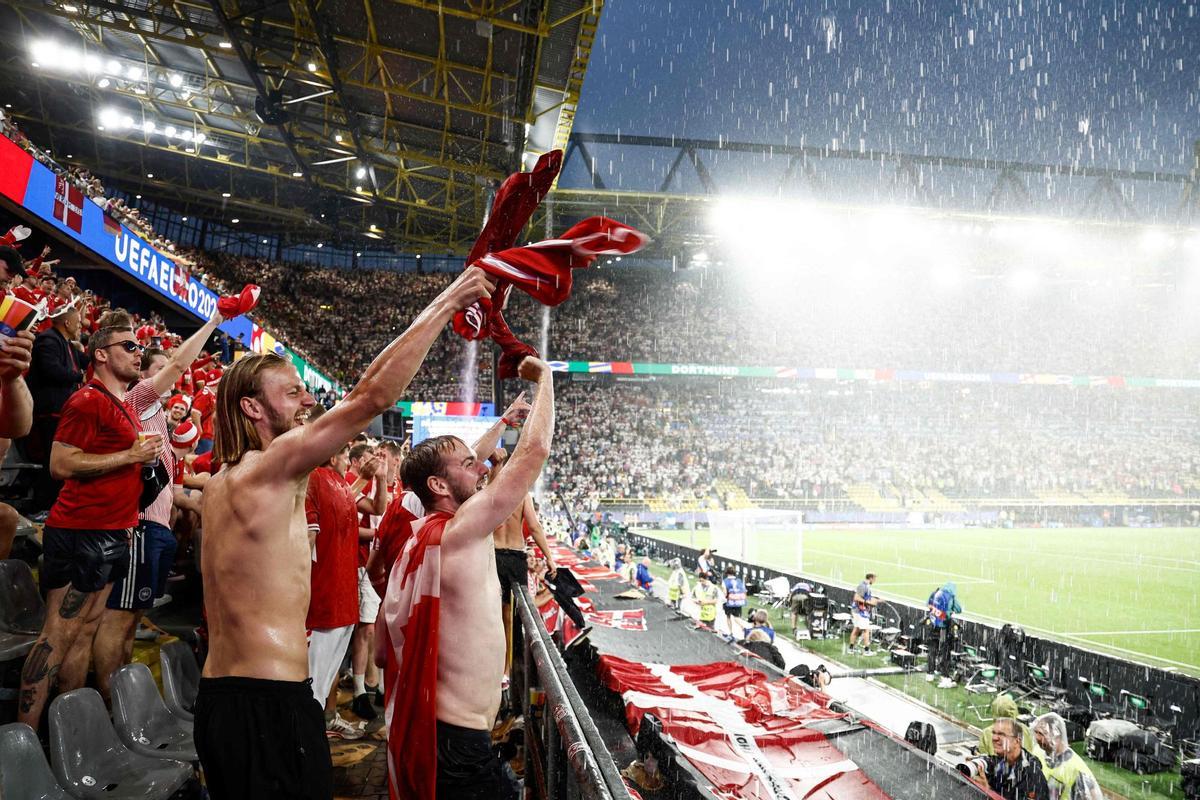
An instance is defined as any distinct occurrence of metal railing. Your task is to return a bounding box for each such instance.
[511,585,629,800]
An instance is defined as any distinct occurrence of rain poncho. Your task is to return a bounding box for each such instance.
[1032,713,1104,800]
[667,561,690,604]
[978,694,1044,759]
[927,581,962,628]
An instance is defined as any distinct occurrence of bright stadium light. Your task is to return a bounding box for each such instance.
[181,129,193,141]
[169,73,184,88]
[141,120,155,133]
[120,114,134,129]
[98,107,120,128]
[126,65,143,80]
[164,125,177,137]
[355,166,366,179]
[1008,268,1040,293]
[105,58,121,75]
[29,40,57,66]
[194,132,206,144]
[97,78,110,88]
[83,54,102,74]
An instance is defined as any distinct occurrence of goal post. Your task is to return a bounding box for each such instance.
[704,508,805,572]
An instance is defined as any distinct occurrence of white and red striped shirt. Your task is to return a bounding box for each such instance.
[126,378,174,527]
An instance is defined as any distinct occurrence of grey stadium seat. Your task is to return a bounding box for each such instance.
[49,688,192,799]
[159,639,200,722]
[0,558,45,661]
[110,662,198,762]
[0,722,72,800]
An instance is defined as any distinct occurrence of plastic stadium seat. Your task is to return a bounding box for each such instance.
[110,663,197,762]
[0,722,72,800]
[159,639,199,722]
[49,688,192,799]
[0,558,46,661]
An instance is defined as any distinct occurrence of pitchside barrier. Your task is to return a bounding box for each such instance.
[628,533,1200,741]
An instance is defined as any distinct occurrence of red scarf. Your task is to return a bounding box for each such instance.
[451,152,648,378]
[380,511,454,800]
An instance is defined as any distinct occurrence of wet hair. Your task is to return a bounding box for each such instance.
[400,435,464,509]
[212,353,292,466]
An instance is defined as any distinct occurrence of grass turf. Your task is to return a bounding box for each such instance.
[644,526,1200,677]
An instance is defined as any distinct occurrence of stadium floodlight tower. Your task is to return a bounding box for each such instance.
[705,508,805,572]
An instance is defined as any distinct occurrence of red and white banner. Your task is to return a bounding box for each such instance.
[571,565,624,581]
[598,656,891,800]
[53,176,84,233]
[585,608,647,631]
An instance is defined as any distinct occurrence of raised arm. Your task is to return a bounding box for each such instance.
[260,268,495,480]
[447,357,553,540]
[470,392,530,463]
[521,494,557,575]
[148,314,224,397]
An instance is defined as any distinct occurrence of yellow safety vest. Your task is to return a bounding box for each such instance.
[693,583,719,622]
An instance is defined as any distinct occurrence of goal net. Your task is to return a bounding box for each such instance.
[704,508,805,572]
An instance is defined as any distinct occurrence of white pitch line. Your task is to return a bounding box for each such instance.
[1062,628,1200,637]
[802,548,994,584]
[960,542,1200,574]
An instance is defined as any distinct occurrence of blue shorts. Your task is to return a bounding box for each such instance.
[108,521,178,610]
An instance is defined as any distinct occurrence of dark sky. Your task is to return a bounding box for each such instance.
[573,0,1199,176]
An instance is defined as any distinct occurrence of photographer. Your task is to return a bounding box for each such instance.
[971,718,1050,800]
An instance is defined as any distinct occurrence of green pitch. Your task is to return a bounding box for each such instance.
[644,526,1200,677]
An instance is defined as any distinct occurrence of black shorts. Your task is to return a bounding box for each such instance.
[437,720,518,800]
[108,521,178,611]
[194,676,331,800]
[495,548,526,603]
[40,526,131,594]
[724,604,744,618]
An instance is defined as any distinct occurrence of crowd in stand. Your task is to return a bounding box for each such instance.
[541,379,1200,512]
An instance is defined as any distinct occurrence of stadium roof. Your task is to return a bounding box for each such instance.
[0,0,600,251]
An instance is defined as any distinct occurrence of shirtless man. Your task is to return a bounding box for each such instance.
[385,356,553,800]
[491,449,558,682]
[194,267,493,800]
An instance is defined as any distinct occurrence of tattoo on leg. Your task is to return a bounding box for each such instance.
[18,687,35,714]
[59,587,88,619]
[20,640,53,684]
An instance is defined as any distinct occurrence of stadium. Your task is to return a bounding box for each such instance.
[0,1,1197,800]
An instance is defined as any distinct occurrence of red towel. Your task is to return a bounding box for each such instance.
[451,152,649,378]
[380,511,454,800]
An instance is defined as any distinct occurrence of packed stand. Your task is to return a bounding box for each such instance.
[541,378,1200,513]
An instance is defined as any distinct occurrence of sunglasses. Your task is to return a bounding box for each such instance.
[100,340,145,354]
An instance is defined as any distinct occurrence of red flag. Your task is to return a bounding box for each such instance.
[52,176,84,233]
[598,656,891,800]
[380,511,454,800]
[172,263,190,299]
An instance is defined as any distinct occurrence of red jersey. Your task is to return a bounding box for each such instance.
[190,388,216,440]
[306,466,360,630]
[372,491,420,598]
[46,380,142,530]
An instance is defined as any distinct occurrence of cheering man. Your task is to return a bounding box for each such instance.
[194,267,494,799]
[382,356,554,800]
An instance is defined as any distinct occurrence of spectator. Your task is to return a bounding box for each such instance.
[189,370,215,454]
[1031,713,1104,800]
[306,444,366,741]
[17,323,160,731]
[925,581,962,688]
[24,298,87,511]
[345,442,387,723]
[849,573,879,654]
[973,717,1051,800]
[72,309,225,701]
[696,548,715,580]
